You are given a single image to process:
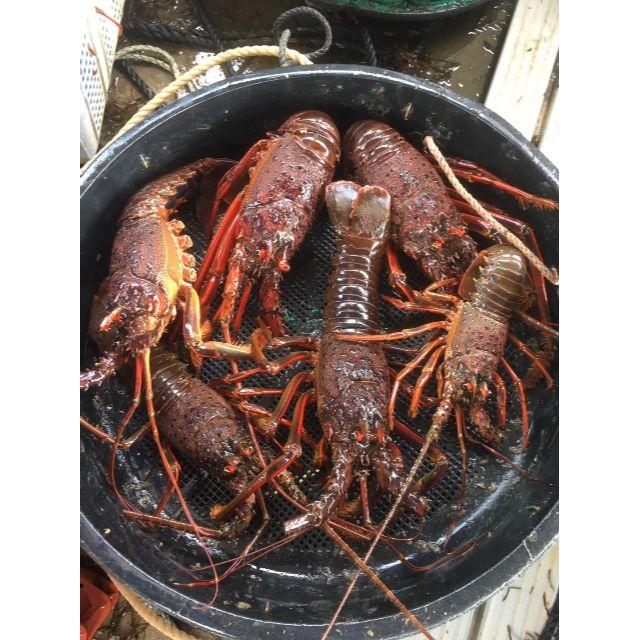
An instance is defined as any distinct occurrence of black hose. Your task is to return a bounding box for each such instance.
[125,21,213,48]
[189,0,234,77]
[114,59,155,100]
[359,25,378,66]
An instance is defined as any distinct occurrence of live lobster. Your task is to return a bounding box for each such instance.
[195,111,341,340]
[80,160,259,581]
[328,243,558,636]
[343,120,557,388]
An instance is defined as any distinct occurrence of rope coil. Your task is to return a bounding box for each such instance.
[111,45,312,143]
[424,135,560,285]
[115,45,196,95]
[273,6,332,66]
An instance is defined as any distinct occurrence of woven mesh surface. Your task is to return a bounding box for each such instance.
[81,188,546,568]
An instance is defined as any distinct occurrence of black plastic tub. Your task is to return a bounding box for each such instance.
[81,65,558,639]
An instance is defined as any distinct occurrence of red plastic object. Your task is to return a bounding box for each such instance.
[80,567,119,640]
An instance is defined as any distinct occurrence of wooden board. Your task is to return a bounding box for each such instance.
[484,0,559,142]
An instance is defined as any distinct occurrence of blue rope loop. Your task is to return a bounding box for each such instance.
[273,6,333,66]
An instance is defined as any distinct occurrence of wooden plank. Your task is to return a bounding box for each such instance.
[470,543,559,639]
[404,543,559,640]
[484,0,559,140]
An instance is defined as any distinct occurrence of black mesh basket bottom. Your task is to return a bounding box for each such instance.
[81,66,558,640]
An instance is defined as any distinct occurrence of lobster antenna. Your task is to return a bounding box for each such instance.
[323,384,457,635]
[321,524,435,640]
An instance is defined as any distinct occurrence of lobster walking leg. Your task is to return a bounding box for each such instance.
[109,358,144,512]
[431,154,558,210]
[203,139,269,237]
[501,357,530,447]
[284,442,353,536]
[255,371,312,436]
[260,270,285,336]
[408,346,446,418]
[210,390,308,524]
[182,285,253,358]
[386,243,415,302]
[153,448,181,517]
[195,193,243,302]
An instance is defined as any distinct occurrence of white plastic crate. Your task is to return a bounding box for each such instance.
[80,0,126,162]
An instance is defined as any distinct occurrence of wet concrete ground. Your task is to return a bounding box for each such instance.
[100,0,514,144]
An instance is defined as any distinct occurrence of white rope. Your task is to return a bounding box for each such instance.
[424,135,559,285]
[112,45,312,143]
[110,575,202,640]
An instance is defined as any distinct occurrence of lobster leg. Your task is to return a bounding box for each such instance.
[204,139,268,237]
[376,442,429,517]
[338,320,448,343]
[216,350,315,386]
[211,390,309,524]
[501,357,530,447]
[408,345,446,418]
[181,285,253,359]
[386,243,415,302]
[313,434,329,469]
[232,282,253,336]
[110,359,145,513]
[382,295,449,316]
[80,418,150,450]
[508,333,553,389]
[284,442,354,536]
[219,491,271,583]
[460,421,542,481]
[255,371,312,437]
[260,270,286,336]
[380,426,450,507]
[248,325,318,369]
[216,247,248,342]
[517,311,559,339]
[195,193,243,300]
[435,156,558,210]
[152,448,181,517]
[492,372,508,428]
[390,336,447,426]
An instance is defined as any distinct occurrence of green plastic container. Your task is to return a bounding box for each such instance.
[312,0,491,20]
